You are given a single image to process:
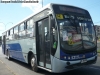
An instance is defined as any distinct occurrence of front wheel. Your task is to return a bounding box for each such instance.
[30,55,39,72]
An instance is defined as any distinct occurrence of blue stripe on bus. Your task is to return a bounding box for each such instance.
[6,43,26,62]
[60,50,97,61]
[6,43,22,51]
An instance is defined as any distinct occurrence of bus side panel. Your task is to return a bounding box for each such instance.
[18,38,36,63]
[20,38,36,54]
[6,39,26,63]
[2,35,6,55]
[6,38,36,63]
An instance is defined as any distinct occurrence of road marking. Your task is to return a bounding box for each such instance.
[0,59,3,63]
[89,67,100,70]
[5,65,18,75]
[0,59,18,75]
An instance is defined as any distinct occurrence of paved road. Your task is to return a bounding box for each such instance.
[0,47,100,75]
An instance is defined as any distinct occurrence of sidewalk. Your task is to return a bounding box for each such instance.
[98,53,100,56]
[0,60,15,75]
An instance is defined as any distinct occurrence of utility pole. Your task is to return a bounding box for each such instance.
[42,0,43,8]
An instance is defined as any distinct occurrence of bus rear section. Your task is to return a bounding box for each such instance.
[2,33,6,55]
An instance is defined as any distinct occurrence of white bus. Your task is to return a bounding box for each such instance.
[2,3,97,73]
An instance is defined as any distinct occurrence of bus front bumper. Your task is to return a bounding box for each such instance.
[65,56,97,69]
[52,55,97,73]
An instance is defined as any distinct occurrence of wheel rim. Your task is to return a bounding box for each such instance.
[7,55,9,59]
[31,57,35,67]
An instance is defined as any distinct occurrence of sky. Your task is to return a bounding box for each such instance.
[0,0,100,36]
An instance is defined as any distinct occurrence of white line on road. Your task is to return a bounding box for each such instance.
[0,59,3,63]
[0,59,18,75]
[5,64,18,75]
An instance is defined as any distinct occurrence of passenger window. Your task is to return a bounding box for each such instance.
[9,29,13,40]
[14,26,18,33]
[19,23,24,31]
[6,31,9,41]
[19,23,26,38]
[26,18,34,37]
[14,26,19,39]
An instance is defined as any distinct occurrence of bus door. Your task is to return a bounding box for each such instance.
[2,35,6,54]
[36,17,51,69]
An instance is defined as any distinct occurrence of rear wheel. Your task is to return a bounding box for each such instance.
[30,55,39,72]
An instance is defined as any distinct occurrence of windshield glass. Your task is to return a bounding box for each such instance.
[58,14,96,51]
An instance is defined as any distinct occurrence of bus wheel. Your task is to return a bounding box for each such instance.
[30,55,39,72]
[7,50,11,60]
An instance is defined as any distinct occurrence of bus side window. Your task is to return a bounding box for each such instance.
[9,29,14,40]
[14,26,19,39]
[26,18,34,37]
[19,23,26,38]
[6,31,9,41]
[7,30,10,41]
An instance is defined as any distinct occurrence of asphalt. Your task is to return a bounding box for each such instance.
[0,60,15,75]
[0,46,15,75]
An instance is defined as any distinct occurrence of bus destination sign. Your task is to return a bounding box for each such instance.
[59,6,86,14]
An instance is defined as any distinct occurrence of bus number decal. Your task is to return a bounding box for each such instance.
[56,14,63,19]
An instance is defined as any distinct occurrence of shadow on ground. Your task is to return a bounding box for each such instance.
[4,57,100,75]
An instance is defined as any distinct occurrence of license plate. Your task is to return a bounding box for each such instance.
[81,59,87,63]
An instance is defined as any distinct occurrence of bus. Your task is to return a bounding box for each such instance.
[0,36,2,46]
[2,3,97,73]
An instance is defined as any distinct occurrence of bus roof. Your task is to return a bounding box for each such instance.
[13,3,87,26]
[3,3,87,33]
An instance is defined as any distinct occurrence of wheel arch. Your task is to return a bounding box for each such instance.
[27,51,36,64]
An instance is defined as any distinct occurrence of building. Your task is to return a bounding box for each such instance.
[94,25,100,38]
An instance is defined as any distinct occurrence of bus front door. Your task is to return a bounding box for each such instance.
[36,17,51,69]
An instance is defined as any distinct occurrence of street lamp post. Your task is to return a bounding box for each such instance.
[0,22,13,31]
[42,0,43,8]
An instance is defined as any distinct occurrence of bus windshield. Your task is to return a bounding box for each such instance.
[57,14,96,51]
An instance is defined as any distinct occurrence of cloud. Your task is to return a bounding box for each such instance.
[22,0,43,13]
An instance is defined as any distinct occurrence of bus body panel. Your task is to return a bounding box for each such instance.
[1,3,97,73]
[6,41,26,63]
[60,50,97,61]
[6,38,36,63]
[51,55,97,73]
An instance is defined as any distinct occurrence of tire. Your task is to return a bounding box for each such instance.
[30,55,39,72]
[7,50,11,60]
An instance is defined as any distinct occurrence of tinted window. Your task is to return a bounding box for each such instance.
[19,23,24,31]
